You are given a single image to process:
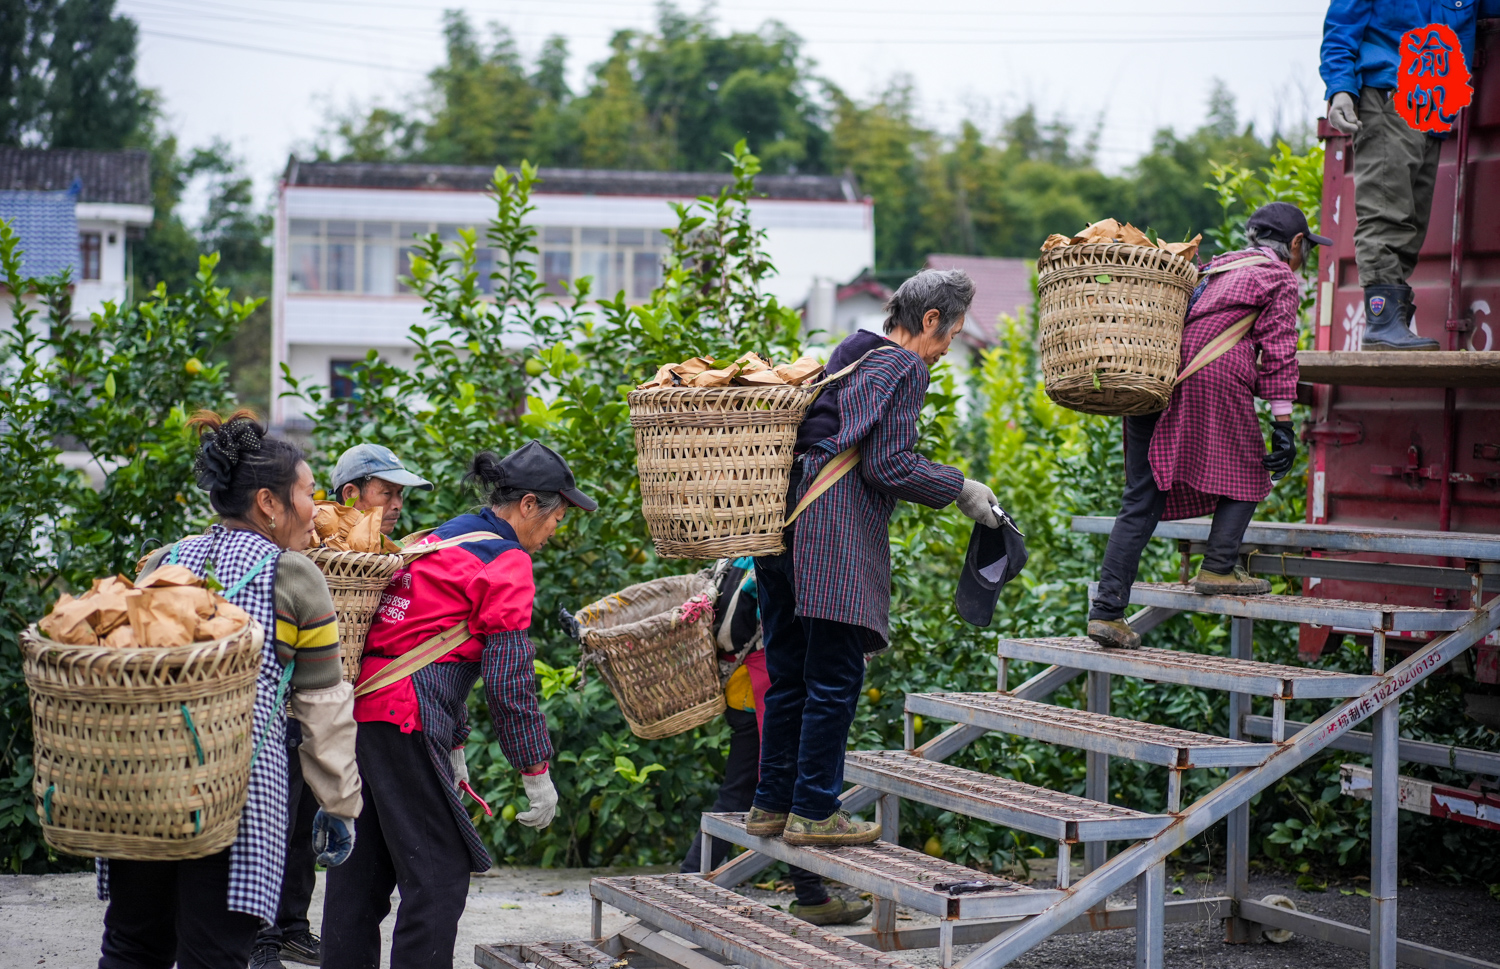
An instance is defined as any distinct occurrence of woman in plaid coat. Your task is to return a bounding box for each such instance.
[746,269,1002,847]
[1088,202,1328,650]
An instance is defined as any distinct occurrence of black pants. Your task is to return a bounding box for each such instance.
[1090,411,1258,621]
[99,849,260,969]
[753,546,869,822]
[679,706,827,906]
[322,721,472,969]
[255,722,319,951]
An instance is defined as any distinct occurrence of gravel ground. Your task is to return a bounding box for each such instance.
[3,862,1495,968]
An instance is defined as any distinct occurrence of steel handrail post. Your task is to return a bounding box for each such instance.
[955,595,1500,969]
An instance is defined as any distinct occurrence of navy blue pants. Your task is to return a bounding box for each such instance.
[1090,411,1259,621]
[752,547,868,822]
[679,706,827,905]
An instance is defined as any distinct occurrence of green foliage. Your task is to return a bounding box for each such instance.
[0,0,149,150]
[0,219,257,871]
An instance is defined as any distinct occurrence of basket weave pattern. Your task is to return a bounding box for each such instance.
[23,620,264,861]
[629,384,818,560]
[576,574,724,740]
[304,548,403,682]
[1037,243,1199,416]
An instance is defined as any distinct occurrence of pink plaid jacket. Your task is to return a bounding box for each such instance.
[792,341,965,643]
[1149,248,1301,519]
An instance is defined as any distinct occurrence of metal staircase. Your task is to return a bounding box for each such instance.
[492,518,1500,969]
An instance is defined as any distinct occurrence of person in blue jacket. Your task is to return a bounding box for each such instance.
[1321,0,1500,350]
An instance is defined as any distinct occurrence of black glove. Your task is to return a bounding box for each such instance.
[557,605,582,642]
[1262,420,1296,481]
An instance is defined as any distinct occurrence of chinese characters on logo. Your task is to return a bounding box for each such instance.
[1396,23,1473,134]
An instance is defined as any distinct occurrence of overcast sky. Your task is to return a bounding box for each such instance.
[119,0,1329,221]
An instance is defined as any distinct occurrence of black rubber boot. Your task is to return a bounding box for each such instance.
[1362,284,1439,351]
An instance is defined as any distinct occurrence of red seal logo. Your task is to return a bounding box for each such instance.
[1396,23,1473,133]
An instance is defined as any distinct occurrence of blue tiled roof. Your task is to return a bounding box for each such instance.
[0,188,79,280]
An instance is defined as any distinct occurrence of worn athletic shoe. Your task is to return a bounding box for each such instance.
[1192,566,1271,596]
[1087,618,1140,650]
[781,811,881,846]
[279,930,321,966]
[745,806,789,837]
[790,895,873,926]
[250,943,287,969]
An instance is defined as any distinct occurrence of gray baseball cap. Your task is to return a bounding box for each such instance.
[330,444,433,496]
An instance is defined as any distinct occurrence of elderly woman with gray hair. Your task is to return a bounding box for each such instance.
[745,268,999,850]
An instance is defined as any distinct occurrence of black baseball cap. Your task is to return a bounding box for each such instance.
[1246,201,1333,247]
[498,441,597,511]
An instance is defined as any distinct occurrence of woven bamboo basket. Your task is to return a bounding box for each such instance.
[22,619,264,861]
[575,573,724,739]
[628,383,820,559]
[1037,243,1200,416]
[304,548,403,682]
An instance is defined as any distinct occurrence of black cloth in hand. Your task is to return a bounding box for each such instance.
[1263,420,1296,481]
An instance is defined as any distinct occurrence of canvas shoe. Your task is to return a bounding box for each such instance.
[745,806,788,837]
[781,811,881,846]
[1192,565,1271,596]
[790,895,873,925]
[1087,618,1140,650]
[250,943,287,969]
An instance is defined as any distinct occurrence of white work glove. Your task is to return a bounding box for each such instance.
[1327,91,1361,135]
[516,767,558,829]
[449,747,469,790]
[956,478,1001,528]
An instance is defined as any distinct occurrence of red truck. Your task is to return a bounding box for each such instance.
[1302,18,1500,690]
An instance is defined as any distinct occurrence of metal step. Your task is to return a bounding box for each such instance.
[590,873,919,969]
[996,636,1378,698]
[1099,581,1471,632]
[844,750,1170,842]
[699,811,1062,920]
[906,693,1275,769]
[475,940,618,969]
[1071,514,1500,561]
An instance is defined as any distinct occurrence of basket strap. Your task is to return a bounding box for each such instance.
[1174,310,1260,385]
[248,660,297,772]
[802,345,897,405]
[396,531,501,559]
[783,446,861,526]
[352,622,474,698]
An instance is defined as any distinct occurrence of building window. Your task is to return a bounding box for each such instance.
[283,218,665,301]
[330,359,359,399]
[79,232,101,280]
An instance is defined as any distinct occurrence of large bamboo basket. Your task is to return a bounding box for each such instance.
[1037,243,1200,416]
[628,383,820,559]
[22,620,264,861]
[304,548,403,682]
[575,573,724,740]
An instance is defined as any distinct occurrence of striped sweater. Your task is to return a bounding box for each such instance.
[141,542,342,691]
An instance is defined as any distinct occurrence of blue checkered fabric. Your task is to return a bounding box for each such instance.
[96,525,287,923]
[409,629,555,871]
[791,344,966,643]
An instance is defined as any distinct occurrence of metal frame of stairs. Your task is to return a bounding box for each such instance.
[494,519,1500,969]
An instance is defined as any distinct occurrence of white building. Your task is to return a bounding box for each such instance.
[272,159,874,428]
[0,148,154,318]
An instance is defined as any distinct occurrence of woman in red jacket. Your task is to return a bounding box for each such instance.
[322,441,595,969]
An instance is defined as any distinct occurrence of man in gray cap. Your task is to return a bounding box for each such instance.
[329,444,433,536]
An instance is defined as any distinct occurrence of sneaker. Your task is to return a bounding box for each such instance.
[790,895,873,925]
[1087,618,1140,650]
[781,811,881,846]
[745,806,789,837]
[1192,566,1271,596]
[279,930,321,966]
[250,944,287,969]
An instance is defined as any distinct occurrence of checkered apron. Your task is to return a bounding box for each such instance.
[96,525,287,924]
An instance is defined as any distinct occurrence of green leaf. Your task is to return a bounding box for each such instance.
[1095,274,1112,284]
[103,372,116,399]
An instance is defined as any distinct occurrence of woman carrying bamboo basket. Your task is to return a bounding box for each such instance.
[101,411,362,969]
